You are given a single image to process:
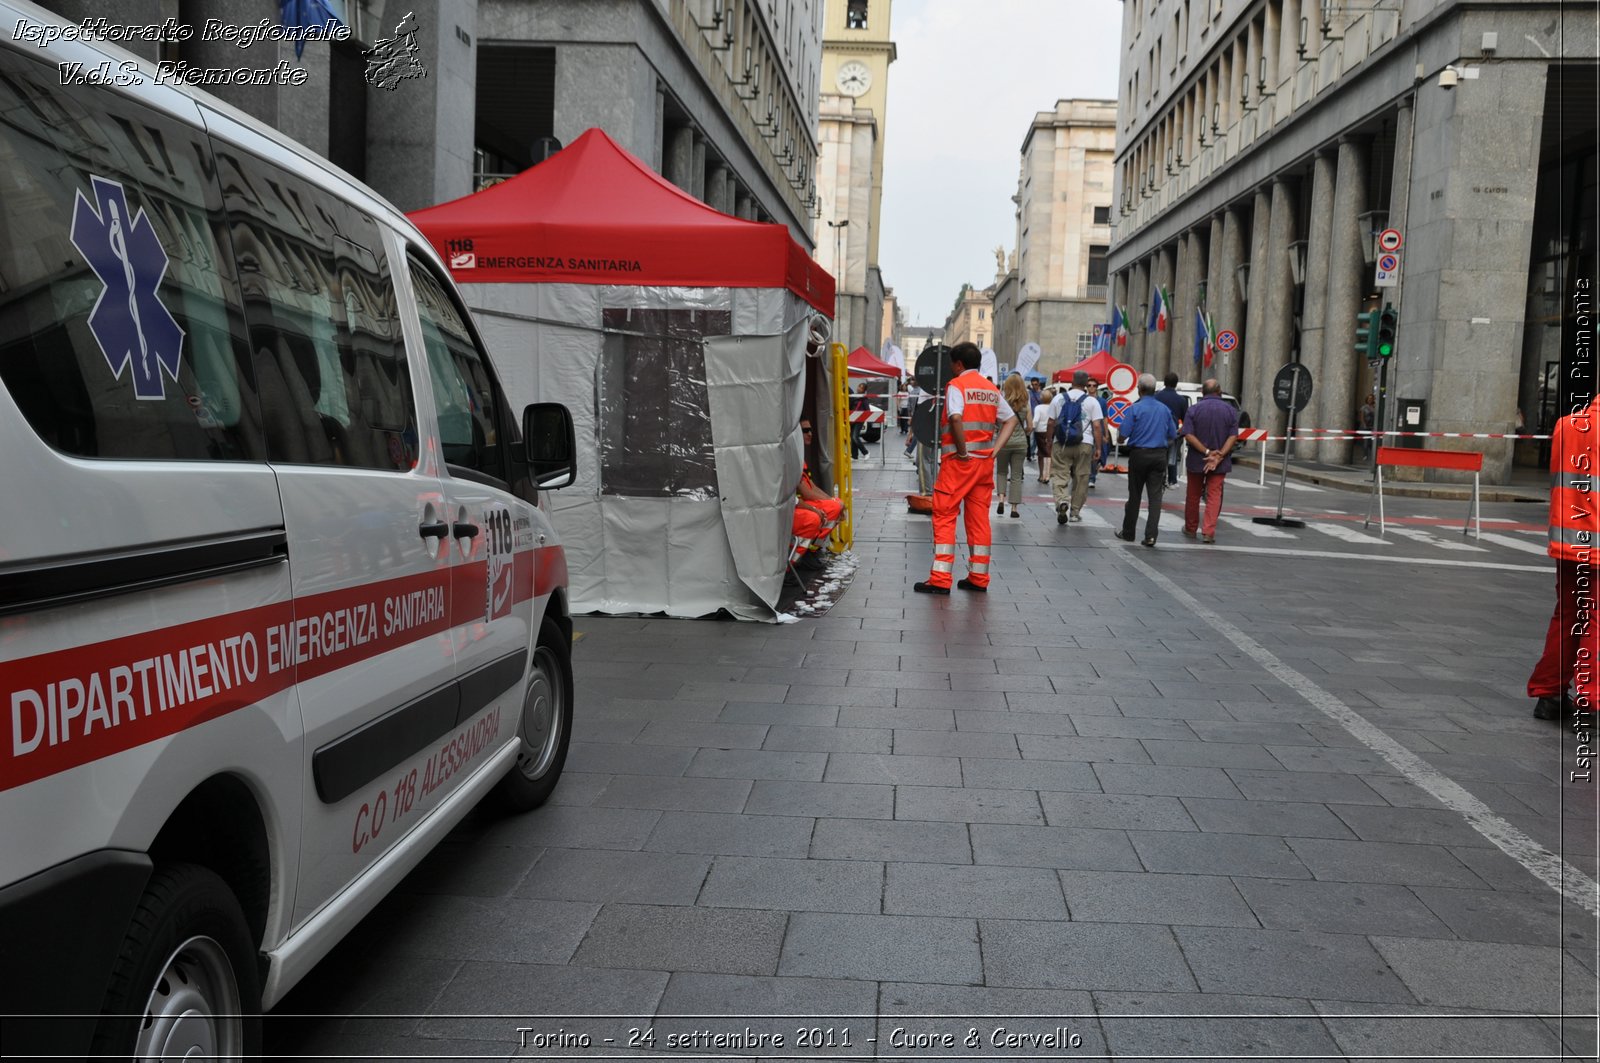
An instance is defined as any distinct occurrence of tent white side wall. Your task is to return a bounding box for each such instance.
[467,282,816,621]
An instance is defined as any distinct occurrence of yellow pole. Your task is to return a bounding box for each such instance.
[829,342,854,550]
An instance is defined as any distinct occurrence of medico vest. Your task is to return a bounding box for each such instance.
[1549,405,1600,561]
[939,370,1001,459]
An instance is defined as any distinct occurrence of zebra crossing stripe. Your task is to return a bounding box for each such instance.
[1307,521,1390,545]
[1477,531,1550,557]
[1220,515,1295,538]
[1384,526,1486,553]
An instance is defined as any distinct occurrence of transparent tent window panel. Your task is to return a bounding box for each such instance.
[598,307,730,499]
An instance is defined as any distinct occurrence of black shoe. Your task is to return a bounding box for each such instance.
[1114,530,1133,542]
[1142,538,1157,547]
[956,577,987,593]
[796,553,825,572]
[1533,697,1562,720]
[913,581,950,595]
[1057,507,1069,525]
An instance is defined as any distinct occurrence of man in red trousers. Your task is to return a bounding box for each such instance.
[915,343,1019,595]
[1529,395,1600,720]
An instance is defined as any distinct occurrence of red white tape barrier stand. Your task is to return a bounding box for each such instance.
[1365,446,1484,538]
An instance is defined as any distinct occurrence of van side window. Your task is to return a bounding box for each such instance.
[407,255,506,483]
[0,51,263,460]
[216,150,417,471]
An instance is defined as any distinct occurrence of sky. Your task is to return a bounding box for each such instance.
[879,0,1124,328]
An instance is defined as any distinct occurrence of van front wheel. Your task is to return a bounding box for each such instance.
[492,617,573,813]
[92,862,261,1061]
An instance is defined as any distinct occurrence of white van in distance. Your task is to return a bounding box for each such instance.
[0,4,579,1056]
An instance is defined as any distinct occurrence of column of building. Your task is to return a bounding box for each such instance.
[1317,137,1367,464]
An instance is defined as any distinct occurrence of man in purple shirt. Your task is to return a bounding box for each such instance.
[1181,379,1241,544]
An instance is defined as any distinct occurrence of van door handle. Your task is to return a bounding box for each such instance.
[452,521,480,539]
[418,521,449,540]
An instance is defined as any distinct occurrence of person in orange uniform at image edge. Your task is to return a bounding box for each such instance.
[1529,395,1600,721]
[792,419,844,568]
[916,342,1020,595]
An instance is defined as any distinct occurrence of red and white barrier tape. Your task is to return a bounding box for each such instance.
[849,409,887,424]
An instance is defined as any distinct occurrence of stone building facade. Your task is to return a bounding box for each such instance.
[42,0,824,248]
[1002,99,1118,377]
[1111,0,1597,480]
[944,283,995,352]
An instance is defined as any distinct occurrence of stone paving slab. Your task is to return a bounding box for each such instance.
[1094,991,1344,1060]
[779,913,983,984]
[824,751,962,785]
[1172,926,1418,1002]
[896,785,1046,825]
[642,811,815,859]
[1232,877,1456,938]
[517,849,712,906]
[699,855,883,914]
[809,817,973,864]
[967,823,1142,872]
[1056,869,1258,927]
[980,920,1197,993]
[573,904,789,977]
[1313,1001,1568,1062]
[884,862,1069,920]
[1369,937,1593,1012]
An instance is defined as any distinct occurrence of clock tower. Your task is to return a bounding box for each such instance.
[816,0,895,352]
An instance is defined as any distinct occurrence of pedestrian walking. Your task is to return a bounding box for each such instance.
[1114,373,1178,547]
[1154,372,1189,487]
[1528,396,1600,720]
[994,373,1029,519]
[1031,386,1055,482]
[1179,379,1240,544]
[1026,377,1044,461]
[1359,392,1376,461]
[1048,370,1105,526]
[915,342,1020,594]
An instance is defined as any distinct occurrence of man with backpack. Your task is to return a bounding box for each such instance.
[1047,370,1105,525]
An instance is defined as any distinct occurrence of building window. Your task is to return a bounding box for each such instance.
[1077,333,1094,357]
[1088,245,1109,288]
[1093,205,1111,225]
[978,308,985,320]
[846,0,868,29]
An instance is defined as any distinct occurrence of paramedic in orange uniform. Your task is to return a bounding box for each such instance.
[915,342,1020,595]
[1529,396,1600,720]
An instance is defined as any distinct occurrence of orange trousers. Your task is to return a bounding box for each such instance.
[926,453,994,588]
[793,497,844,540]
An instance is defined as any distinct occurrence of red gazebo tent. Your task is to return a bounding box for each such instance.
[847,346,901,378]
[409,128,833,312]
[1051,348,1127,384]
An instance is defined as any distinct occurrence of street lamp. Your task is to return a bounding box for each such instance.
[825,216,851,315]
[1288,239,1308,287]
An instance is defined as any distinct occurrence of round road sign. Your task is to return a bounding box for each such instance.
[1378,228,1403,253]
[1105,397,1133,427]
[914,344,951,396]
[1378,253,1400,273]
[1272,362,1315,413]
[1106,362,1138,396]
[1215,329,1239,353]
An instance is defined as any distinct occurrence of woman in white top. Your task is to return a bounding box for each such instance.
[1031,387,1056,482]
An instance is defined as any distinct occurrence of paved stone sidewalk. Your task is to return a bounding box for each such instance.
[270,465,1598,1061]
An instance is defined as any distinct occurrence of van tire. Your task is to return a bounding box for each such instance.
[92,862,261,1061]
[492,617,573,813]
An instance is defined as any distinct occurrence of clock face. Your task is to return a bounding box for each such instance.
[836,61,872,97]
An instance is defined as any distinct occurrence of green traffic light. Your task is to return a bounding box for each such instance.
[1378,341,1393,357]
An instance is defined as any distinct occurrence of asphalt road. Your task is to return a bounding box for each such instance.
[267,458,1598,1062]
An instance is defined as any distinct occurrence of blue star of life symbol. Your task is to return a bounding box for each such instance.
[69,175,185,400]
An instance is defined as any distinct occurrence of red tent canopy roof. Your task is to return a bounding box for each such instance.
[407,128,835,314]
[847,346,901,378]
[1051,349,1128,384]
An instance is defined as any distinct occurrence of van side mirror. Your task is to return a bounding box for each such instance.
[522,402,577,489]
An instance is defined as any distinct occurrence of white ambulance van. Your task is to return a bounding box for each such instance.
[0,5,578,1056]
